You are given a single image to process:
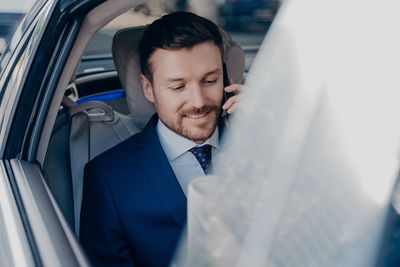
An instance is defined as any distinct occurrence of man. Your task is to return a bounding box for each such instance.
[80,12,242,267]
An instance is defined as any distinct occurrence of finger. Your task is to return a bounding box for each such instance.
[222,95,239,110]
[227,102,238,114]
[224,83,242,94]
[224,84,239,93]
[236,84,247,92]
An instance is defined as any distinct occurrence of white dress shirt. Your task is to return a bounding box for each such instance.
[156,120,219,196]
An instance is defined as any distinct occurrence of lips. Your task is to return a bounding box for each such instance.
[184,111,209,119]
[181,105,220,122]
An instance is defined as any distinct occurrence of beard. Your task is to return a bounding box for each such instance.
[161,104,220,143]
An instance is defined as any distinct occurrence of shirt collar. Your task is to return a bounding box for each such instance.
[157,119,219,161]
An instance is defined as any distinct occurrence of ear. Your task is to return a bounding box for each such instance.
[139,74,155,103]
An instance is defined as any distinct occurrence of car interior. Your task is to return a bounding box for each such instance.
[39,0,247,238]
[6,1,400,266]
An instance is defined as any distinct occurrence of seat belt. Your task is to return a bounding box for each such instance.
[69,110,90,236]
[68,100,132,236]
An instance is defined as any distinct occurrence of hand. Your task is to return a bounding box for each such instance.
[222,83,244,115]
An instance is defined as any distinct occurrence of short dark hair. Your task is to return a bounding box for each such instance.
[138,12,223,81]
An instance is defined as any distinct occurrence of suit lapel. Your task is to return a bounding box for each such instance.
[137,115,187,227]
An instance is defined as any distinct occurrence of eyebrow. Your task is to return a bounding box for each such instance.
[203,68,222,77]
[166,68,221,83]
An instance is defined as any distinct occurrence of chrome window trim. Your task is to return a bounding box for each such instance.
[0,161,34,267]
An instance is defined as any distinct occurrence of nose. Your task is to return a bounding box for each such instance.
[189,84,206,108]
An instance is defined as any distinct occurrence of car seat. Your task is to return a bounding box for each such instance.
[44,25,245,236]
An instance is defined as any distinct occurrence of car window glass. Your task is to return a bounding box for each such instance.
[0,0,36,56]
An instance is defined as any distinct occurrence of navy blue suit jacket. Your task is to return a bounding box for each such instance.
[80,115,187,267]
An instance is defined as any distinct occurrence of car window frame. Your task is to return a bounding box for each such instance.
[0,0,56,158]
[0,0,97,264]
[7,159,89,266]
[0,161,35,266]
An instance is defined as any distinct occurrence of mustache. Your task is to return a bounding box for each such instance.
[181,105,220,116]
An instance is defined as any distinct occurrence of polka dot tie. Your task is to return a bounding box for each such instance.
[189,144,212,174]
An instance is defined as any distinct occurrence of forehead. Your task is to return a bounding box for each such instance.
[149,42,223,80]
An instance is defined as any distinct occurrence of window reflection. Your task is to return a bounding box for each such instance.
[0,0,35,55]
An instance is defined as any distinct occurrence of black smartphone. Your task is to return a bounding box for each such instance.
[222,63,234,119]
[222,62,234,102]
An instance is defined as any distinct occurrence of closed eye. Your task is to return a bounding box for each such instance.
[168,84,185,90]
[204,79,217,85]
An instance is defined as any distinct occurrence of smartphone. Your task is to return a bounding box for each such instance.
[222,62,234,119]
[222,63,234,101]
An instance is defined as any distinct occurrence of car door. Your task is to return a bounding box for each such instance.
[0,0,105,266]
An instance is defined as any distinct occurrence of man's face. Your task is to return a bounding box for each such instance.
[141,41,224,144]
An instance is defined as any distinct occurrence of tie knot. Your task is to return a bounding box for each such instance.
[189,145,212,174]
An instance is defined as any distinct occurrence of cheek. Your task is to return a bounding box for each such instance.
[154,92,185,113]
[208,86,224,104]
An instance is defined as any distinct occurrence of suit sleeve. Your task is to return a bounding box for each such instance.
[80,160,135,267]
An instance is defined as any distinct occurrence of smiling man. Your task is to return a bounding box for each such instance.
[141,42,222,144]
[80,12,241,267]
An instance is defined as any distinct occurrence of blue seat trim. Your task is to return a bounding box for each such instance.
[77,89,126,104]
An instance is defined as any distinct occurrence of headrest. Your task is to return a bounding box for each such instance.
[112,25,245,129]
